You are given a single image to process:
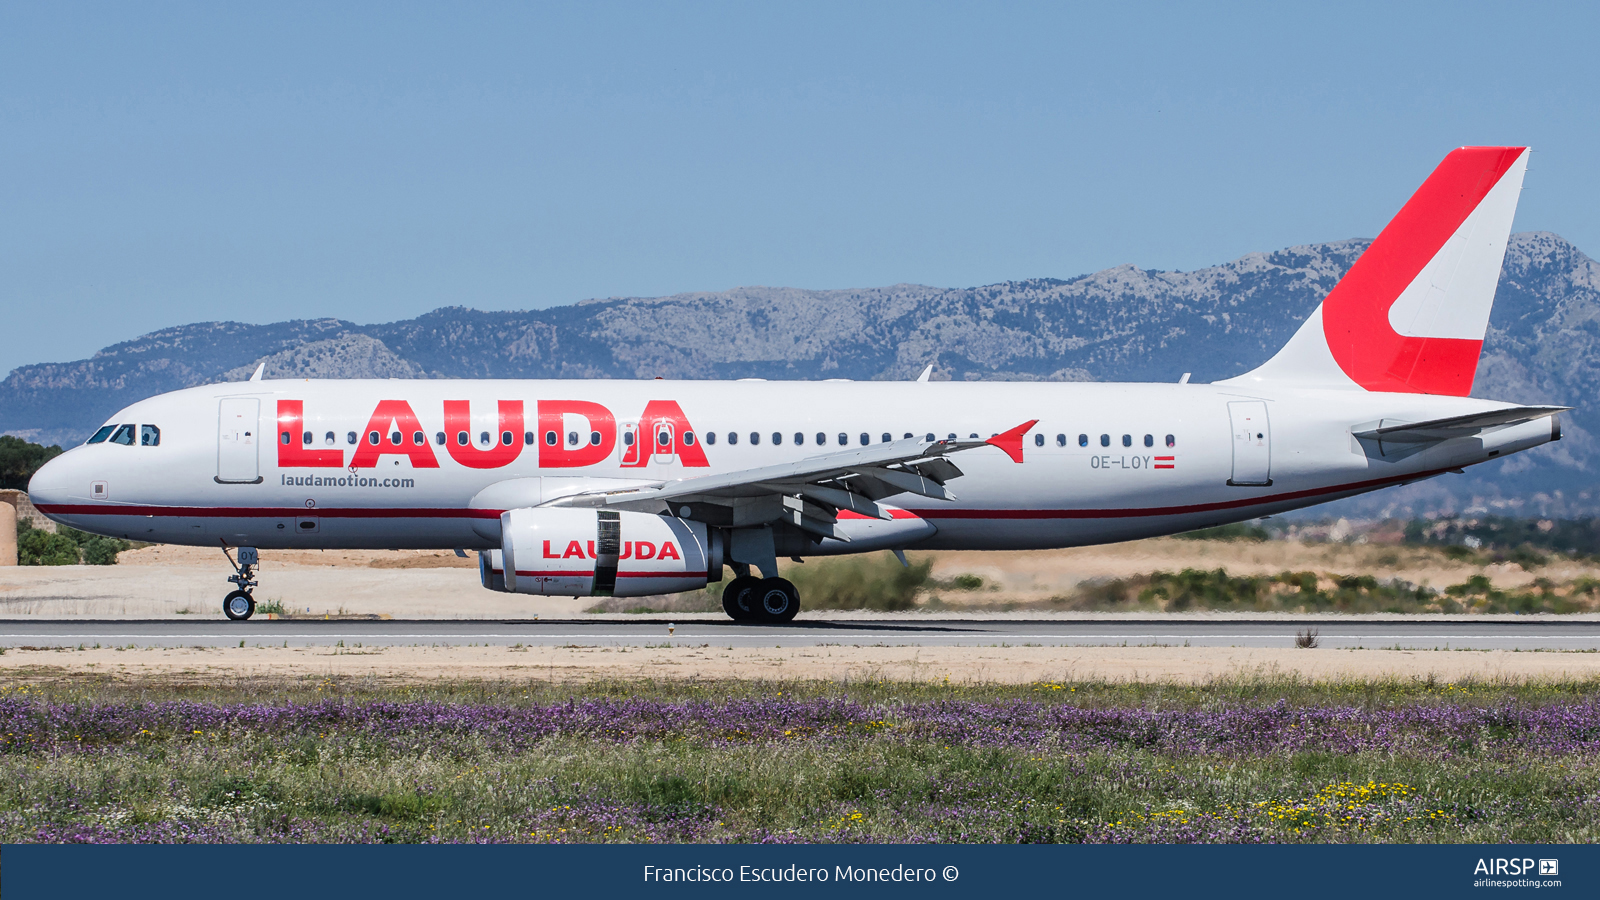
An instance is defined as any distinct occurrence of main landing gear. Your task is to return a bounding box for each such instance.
[222,545,259,621]
[722,573,801,623]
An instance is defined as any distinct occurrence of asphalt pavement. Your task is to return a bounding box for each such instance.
[1,618,1597,651]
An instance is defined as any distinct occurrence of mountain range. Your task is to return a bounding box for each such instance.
[5,231,1597,518]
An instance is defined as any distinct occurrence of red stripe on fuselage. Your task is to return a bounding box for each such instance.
[35,466,1447,526]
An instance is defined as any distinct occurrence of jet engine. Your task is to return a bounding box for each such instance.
[479,507,722,597]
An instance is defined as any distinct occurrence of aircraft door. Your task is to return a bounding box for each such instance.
[1227,400,1271,486]
[619,421,640,465]
[217,398,262,484]
[652,421,675,464]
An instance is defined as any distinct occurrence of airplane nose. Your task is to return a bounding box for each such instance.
[26,452,74,509]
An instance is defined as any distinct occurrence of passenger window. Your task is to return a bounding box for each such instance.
[456,431,469,446]
[947,433,956,440]
[749,432,760,445]
[545,431,558,446]
[860,433,869,446]
[87,425,115,444]
[657,431,670,447]
[837,433,846,446]
[925,433,935,442]
[480,431,491,445]
[414,431,426,445]
[390,431,402,445]
[572,432,582,446]
[1144,434,1154,447]
[623,431,635,446]
[524,432,534,445]
[791,432,801,446]
[348,431,358,445]
[706,432,717,445]
[882,433,892,443]
[302,431,312,445]
[683,431,696,446]
[1056,434,1066,447]
[141,425,161,446]
[904,433,913,440]
[727,432,738,445]
[1122,434,1132,447]
[1033,433,1044,447]
[501,431,513,446]
[435,432,445,445]
[590,431,602,446]
[1079,434,1088,447]
[1100,434,1110,447]
[325,431,336,446]
[280,431,291,445]
[1166,434,1176,448]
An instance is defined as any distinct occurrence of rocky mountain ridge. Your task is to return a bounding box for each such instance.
[5,231,1597,517]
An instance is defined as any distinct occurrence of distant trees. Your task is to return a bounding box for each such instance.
[0,436,63,491]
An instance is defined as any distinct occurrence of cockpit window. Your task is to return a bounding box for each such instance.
[140,425,161,446]
[109,424,136,446]
[87,425,115,444]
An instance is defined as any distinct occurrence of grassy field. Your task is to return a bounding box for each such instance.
[2,675,1597,844]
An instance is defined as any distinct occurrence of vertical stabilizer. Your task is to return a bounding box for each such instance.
[1221,146,1529,395]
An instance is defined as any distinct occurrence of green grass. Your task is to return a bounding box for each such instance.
[0,675,1596,843]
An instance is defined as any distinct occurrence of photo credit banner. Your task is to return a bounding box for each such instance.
[3,843,1594,899]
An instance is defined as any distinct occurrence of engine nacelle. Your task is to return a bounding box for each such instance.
[479,507,720,597]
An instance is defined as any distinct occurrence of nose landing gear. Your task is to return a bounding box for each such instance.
[222,545,258,621]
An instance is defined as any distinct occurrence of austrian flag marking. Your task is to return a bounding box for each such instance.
[1154,456,1176,470]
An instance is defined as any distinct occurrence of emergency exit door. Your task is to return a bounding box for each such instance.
[1227,401,1271,486]
[217,398,262,484]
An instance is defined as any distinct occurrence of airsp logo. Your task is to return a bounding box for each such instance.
[1474,858,1549,876]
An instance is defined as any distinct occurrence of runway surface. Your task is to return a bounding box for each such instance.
[2,618,1599,651]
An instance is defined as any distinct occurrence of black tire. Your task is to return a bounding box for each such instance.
[752,577,800,623]
[722,575,760,622]
[223,590,255,621]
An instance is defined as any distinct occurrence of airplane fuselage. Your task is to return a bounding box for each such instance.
[27,378,1557,553]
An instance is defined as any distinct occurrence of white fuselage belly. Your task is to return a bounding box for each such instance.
[29,379,1554,552]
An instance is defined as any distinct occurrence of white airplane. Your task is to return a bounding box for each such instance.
[28,146,1566,622]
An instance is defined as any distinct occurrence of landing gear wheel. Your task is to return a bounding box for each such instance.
[753,577,800,623]
[722,575,760,622]
[223,590,256,621]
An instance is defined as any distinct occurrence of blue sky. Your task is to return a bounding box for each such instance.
[3,2,1597,375]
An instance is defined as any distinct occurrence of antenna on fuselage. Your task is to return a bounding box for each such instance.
[248,363,265,382]
[916,364,933,383]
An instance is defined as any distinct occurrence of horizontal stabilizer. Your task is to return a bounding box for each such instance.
[1353,406,1569,444]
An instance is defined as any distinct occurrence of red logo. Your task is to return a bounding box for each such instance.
[443,400,525,469]
[349,400,440,469]
[538,400,617,468]
[620,400,709,468]
[542,539,680,560]
[275,400,343,468]
[1320,147,1523,396]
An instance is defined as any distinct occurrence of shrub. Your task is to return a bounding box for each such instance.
[18,520,80,565]
[15,520,131,565]
[789,553,932,610]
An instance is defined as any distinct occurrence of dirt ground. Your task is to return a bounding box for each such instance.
[1,538,1585,620]
[2,643,1597,685]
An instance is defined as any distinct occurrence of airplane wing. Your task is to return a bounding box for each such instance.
[546,420,1037,541]
[1353,406,1569,444]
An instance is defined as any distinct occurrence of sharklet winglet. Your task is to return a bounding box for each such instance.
[985,419,1038,463]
